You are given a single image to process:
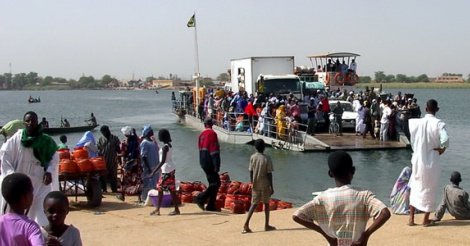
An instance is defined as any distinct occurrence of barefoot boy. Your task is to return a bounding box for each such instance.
[293,151,390,246]
[242,139,275,233]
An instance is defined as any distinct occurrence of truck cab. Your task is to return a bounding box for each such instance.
[257,74,302,98]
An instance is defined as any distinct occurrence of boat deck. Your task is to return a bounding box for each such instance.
[176,114,410,152]
[311,133,409,151]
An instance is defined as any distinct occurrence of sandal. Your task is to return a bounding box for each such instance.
[407,222,417,226]
[423,221,437,227]
[265,225,276,231]
[241,228,252,234]
[150,210,160,216]
[169,210,180,216]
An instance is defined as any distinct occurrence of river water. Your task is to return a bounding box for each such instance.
[0,89,468,206]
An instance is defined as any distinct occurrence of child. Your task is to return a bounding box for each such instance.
[149,129,180,216]
[58,135,68,150]
[41,191,82,246]
[242,139,275,233]
[293,151,391,246]
[0,173,44,245]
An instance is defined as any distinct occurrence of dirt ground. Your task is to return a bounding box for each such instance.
[66,195,470,245]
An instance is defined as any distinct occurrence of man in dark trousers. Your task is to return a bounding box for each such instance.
[196,117,221,211]
[97,125,120,193]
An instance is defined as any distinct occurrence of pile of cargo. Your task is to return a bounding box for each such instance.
[57,148,106,175]
[178,172,292,214]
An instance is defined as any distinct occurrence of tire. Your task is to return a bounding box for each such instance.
[86,177,102,207]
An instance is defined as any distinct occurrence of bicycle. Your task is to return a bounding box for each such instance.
[329,113,340,136]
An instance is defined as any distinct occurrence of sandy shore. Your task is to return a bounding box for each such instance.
[67,195,470,245]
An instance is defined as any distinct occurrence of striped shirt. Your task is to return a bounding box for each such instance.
[293,185,387,246]
[97,134,120,168]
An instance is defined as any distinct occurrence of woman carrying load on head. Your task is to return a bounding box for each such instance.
[75,131,98,158]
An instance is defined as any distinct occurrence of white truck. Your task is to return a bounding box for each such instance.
[229,56,302,97]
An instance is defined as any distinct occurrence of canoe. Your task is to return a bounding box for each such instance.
[43,124,99,135]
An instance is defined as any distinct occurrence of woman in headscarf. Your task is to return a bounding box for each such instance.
[75,131,98,158]
[140,125,159,202]
[275,105,287,140]
[117,126,142,202]
[390,166,412,214]
[0,111,59,226]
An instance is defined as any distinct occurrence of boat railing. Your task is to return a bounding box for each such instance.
[254,116,309,150]
[172,99,309,149]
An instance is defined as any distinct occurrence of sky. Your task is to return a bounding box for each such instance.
[1,0,469,80]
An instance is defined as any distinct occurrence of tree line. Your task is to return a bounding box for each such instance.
[1,71,469,90]
[359,72,470,83]
[0,72,124,89]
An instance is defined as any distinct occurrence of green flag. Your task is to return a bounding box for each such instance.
[187,14,195,28]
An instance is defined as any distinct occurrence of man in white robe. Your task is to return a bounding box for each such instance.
[0,111,59,227]
[408,99,449,226]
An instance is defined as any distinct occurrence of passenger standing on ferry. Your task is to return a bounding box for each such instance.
[326,59,335,72]
[341,61,349,75]
[409,98,422,118]
[380,101,392,141]
[388,103,399,141]
[197,100,205,122]
[362,101,375,139]
[356,102,365,136]
[370,99,380,138]
[306,98,317,136]
[349,59,357,72]
[207,94,215,118]
[244,99,256,130]
[332,102,344,135]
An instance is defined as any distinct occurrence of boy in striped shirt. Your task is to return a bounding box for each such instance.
[293,151,391,246]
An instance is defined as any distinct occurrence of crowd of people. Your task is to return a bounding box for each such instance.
[0,98,467,245]
[0,110,182,244]
[184,86,422,143]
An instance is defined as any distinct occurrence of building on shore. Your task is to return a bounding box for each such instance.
[434,74,465,83]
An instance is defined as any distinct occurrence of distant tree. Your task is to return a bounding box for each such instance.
[0,74,5,88]
[416,74,429,82]
[12,73,27,89]
[467,74,470,83]
[396,74,408,83]
[42,76,53,86]
[359,76,371,83]
[100,74,118,87]
[54,77,68,84]
[157,76,166,80]
[216,73,230,82]
[374,71,386,83]
[385,74,396,83]
[78,76,97,88]
[25,72,39,85]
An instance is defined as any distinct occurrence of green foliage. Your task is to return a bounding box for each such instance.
[216,73,230,81]
[373,72,430,83]
[78,76,97,89]
[359,76,371,83]
[374,71,386,83]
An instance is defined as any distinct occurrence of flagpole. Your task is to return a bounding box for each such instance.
[193,13,200,106]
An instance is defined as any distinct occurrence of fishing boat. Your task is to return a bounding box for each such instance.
[43,124,99,135]
[28,97,41,103]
